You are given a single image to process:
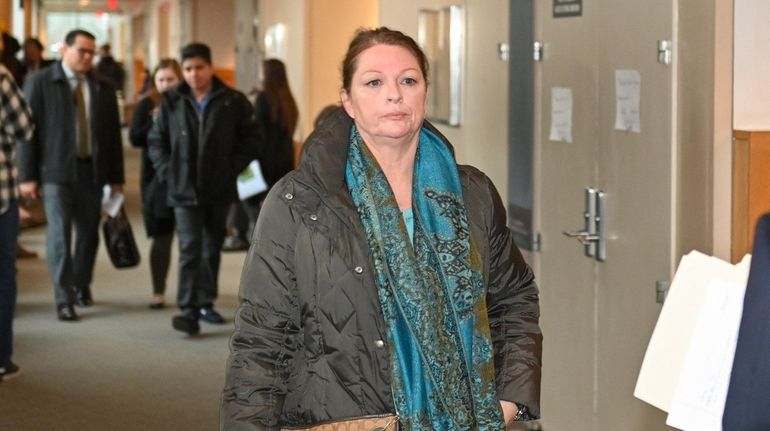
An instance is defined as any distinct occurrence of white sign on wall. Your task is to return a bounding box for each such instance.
[615,69,641,133]
[550,87,573,143]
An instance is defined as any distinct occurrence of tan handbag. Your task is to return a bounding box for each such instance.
[280,414,399,431]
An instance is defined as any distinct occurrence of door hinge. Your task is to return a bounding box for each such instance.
[533,40,543,62]
[531,231,541,252]
[498,42,510,61]
[657,39,672,66]
[656,280,670,303]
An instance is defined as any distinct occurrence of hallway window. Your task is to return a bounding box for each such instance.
[45,12,116,53]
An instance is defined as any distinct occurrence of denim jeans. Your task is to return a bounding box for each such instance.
[0,200,19,367]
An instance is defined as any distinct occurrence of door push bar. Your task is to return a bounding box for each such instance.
[562,187,606,262]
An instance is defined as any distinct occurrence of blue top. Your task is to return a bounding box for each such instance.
[402,208,414,243]
[194,92,211,114]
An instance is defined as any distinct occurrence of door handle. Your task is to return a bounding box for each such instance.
[562,230,600,245]
[563,187,606,261]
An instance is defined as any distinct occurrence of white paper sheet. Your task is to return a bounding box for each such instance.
[237,159,268,200]
[634,251,752,413]
[615,69,641,133]
[549,87,573,143]
[666,277,747,431]
[101,186,124,218]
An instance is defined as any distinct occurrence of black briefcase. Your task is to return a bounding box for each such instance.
[102,207,141,268]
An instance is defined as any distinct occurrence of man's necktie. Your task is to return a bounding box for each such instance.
[74,78,90,159]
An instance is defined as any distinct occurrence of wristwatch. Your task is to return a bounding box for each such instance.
[513,403,535,422]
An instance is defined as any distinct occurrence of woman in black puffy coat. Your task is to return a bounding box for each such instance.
[222,28,541,430]
[128,59,182,309]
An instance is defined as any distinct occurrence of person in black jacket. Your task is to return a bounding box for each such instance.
[148,43,260,336]
[1,33,25,86]
[22,37,55,76]
[222,27,541,430]
[95,43,126,94]
[129,59,182,309]
[18,29,124,322]
[241,58,297,231]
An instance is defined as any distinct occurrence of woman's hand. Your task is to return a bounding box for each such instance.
[500,400,519,424]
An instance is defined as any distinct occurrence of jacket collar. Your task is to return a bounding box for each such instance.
[175,75,228,102]
[50,61,67,82]
[298,108,354,196]
[51,61,94,83]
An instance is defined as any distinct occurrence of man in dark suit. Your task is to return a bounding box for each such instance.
[18,29,124,322]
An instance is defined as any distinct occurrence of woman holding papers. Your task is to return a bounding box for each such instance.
[241,58,298,230]
[128,59,182,309]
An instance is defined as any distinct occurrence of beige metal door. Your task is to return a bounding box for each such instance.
[536,1,675,429]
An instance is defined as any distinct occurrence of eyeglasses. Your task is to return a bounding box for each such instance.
[73,47,95,57]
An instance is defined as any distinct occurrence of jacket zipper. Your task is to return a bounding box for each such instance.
[184,95,206,199]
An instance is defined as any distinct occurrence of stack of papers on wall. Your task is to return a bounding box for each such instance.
[634,250,752,431]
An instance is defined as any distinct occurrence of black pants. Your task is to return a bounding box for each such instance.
[0,200,18,367]
[149,232,173,295]
[173,204,228,311]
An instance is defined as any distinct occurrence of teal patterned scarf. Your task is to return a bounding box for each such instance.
[345,126,504,430]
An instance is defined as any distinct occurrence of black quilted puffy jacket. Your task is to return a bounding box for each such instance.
[221,109,542,430]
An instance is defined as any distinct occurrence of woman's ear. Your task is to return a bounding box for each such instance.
[340,90,355,119]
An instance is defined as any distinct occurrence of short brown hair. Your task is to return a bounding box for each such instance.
[341,27,429,93]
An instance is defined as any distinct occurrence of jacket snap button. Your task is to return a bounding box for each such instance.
[354,266,363,274]
[309,214,318,221]
[374,340,385,348]
[284,193,293,200]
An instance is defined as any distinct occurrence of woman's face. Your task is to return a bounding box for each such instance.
[341,44,426,147]
[154,68,180,93]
